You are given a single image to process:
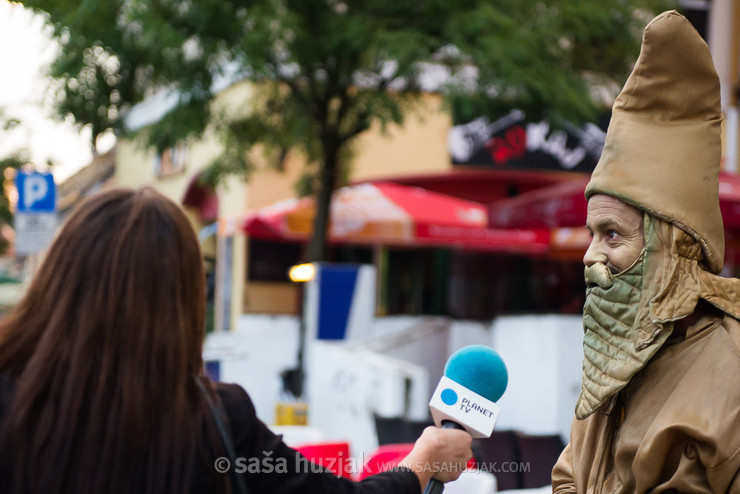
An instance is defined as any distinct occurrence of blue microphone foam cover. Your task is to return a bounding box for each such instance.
[444,345,508,402]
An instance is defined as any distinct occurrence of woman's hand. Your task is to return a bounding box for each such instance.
[398,426,473,490]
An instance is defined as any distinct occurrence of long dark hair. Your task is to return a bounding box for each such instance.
[0,187,211,493]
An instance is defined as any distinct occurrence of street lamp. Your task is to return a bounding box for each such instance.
[282,263,316,401]
[289,263,316,283]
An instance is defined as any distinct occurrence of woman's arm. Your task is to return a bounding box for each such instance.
[219,383,472,494]
[398,426,473,490]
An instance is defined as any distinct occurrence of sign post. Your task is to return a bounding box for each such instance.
[14,171,57,255]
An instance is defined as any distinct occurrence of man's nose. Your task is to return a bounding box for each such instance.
[583,239,607,267]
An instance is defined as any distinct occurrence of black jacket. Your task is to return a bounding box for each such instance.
[0,376,420,494]
[203,382,420,494]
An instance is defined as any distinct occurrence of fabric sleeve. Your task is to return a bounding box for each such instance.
[551,442,577,494]
[217,382,421,494]
[725,467,739,494]
[706,445,740,494]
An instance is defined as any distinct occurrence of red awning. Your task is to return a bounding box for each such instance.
[488,172,740,260]
[243,182,551,254]
[488,178,590,229]
[363,168,584,204]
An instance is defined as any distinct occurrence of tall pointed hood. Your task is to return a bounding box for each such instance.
[585,10,724,273]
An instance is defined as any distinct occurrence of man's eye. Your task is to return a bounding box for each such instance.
[607,230,618,239]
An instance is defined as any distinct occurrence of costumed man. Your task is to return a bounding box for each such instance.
[552,11,740,493]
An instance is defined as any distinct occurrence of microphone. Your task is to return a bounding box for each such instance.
[424,345,508,494]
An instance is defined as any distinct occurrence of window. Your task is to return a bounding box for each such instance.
[381,248,450,316]
[379,248,585,319]
[247,239,302,282]
[681,0,710,41]
[329,245,373,264]
[447,252,585,319]
[153,142,187,178]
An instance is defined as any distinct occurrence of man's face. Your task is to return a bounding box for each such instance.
[584,194,645,273]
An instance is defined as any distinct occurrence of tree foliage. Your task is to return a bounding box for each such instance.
[25,0,672,261]
[0,109,26,253]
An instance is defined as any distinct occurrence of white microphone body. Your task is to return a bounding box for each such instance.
[428,375,502,439]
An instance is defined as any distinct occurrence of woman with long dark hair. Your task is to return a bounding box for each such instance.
[0,187,471,494]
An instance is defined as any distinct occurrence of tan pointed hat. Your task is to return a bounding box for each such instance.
[585,10,724,273]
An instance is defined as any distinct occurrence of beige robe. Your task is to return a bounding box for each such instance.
[553,310,740,493]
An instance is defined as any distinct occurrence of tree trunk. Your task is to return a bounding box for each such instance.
[305,146,338,262]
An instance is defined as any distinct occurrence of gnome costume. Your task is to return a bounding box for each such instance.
[552,11,740,493]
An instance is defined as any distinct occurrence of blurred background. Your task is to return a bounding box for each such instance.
[0,0,737,490]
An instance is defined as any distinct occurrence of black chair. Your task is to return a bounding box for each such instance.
[473,429,523,491]
[515,432,566,489]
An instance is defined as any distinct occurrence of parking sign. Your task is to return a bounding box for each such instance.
[16,172,56,213]
[14,171,58,254]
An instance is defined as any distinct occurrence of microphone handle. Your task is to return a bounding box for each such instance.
[422,421,467,494]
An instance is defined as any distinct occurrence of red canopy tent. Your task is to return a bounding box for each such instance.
[243,182,551,255]
[487,172,740,261]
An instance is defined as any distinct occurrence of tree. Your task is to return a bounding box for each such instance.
[0,111,26,219]
[25,0,672,261]
[0,110,26,254]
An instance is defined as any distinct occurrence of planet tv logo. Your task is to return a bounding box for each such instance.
[441,388,458,406]
[440,387,497,418]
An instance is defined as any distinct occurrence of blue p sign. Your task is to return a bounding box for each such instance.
[16,172,56,213]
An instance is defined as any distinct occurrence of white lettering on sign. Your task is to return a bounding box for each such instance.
[14,212,57,255]
[526,121,586,169]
